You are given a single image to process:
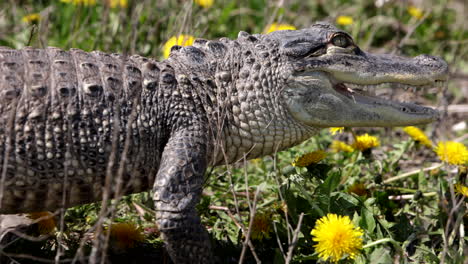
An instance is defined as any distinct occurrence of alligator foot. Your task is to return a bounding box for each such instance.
[157,210,213,264]
[153,128,212,263]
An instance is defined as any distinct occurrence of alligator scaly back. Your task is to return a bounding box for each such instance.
[0,47,171,213]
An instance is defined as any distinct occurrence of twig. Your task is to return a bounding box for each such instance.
[383,163,443,184]
[272,145,294,244]
[239,155,262,264]
[392,11,430,54]
[26,24,36,46]
[271,147,291,260]
[437,104,468,114]
[237,193,262,264]
[210,204,266,259]
[440,181,466,263]
[388,192,437,200]
[272,222,286,259]
[285,213,304,264]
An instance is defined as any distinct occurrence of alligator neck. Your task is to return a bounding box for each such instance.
[167,38,317,165]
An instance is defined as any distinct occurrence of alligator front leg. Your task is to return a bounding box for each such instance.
[153,129,212,264]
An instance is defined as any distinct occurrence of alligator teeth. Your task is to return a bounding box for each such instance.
[394,83,415,90]
[435,80,446,88]
[336,81,439,101]
[335,83,355,94]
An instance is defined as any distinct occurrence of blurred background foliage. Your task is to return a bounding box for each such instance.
[1,0,466,62]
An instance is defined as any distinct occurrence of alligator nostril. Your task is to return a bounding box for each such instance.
[414,54,447,69]
[416,54,435,61]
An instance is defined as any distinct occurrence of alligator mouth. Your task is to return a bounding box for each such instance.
[332,81,445,107]
[287,71,444,127]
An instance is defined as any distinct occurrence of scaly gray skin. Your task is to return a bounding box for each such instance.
[0,22,448,263]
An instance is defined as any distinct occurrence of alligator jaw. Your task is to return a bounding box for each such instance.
[317,52,448,127]
[283,71,443,127]
[312,52,447,127]
[332,80,443,125]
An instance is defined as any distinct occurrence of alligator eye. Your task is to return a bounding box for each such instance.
[331,34,351,48]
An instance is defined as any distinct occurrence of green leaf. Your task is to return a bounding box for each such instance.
[368,247,393,264]
[418,169,428,192]
[305,163,333,180]
[273,249,285,264]
[360,206,376,233]
[331,192,360,207]
[294,181,325,217]
[316,170,341,195]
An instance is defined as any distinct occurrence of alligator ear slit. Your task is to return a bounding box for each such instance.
[284,43,325,58]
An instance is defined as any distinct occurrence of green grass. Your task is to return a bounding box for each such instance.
[0,0,467,263]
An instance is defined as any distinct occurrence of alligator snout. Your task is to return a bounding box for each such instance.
[413,54,449,78]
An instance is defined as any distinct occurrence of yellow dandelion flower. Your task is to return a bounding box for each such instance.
[109,222,145,250]
[336,16,354,26]
[403,126,432,147]
[311,213,363,263]
[455,183,468,197]
[22,13,41,24]
[194,0,213,8]
[250,212,272,241]
[27,212,56,234]
[60,0,96,6]
[264,23,296,34]
[331,140,354,153]
[250,158,262,165]
[292,150,326,167]
[329,127,344,135]
[352,134,380,151]
[163,34,195,59]
[408,6,424,19]
[435,141,468,165]
[348,183,368,197]
[105,0,128,8]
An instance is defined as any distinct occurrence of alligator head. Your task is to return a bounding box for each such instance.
[273,22,448,127]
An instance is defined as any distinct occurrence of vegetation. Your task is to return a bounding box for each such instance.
[0,0,467,263]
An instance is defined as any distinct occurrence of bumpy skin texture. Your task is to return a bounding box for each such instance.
[0,23,448,263]
[0,34,314,264]
[0,47,169,212]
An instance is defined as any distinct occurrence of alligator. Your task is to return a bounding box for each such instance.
[0,22,448,263]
